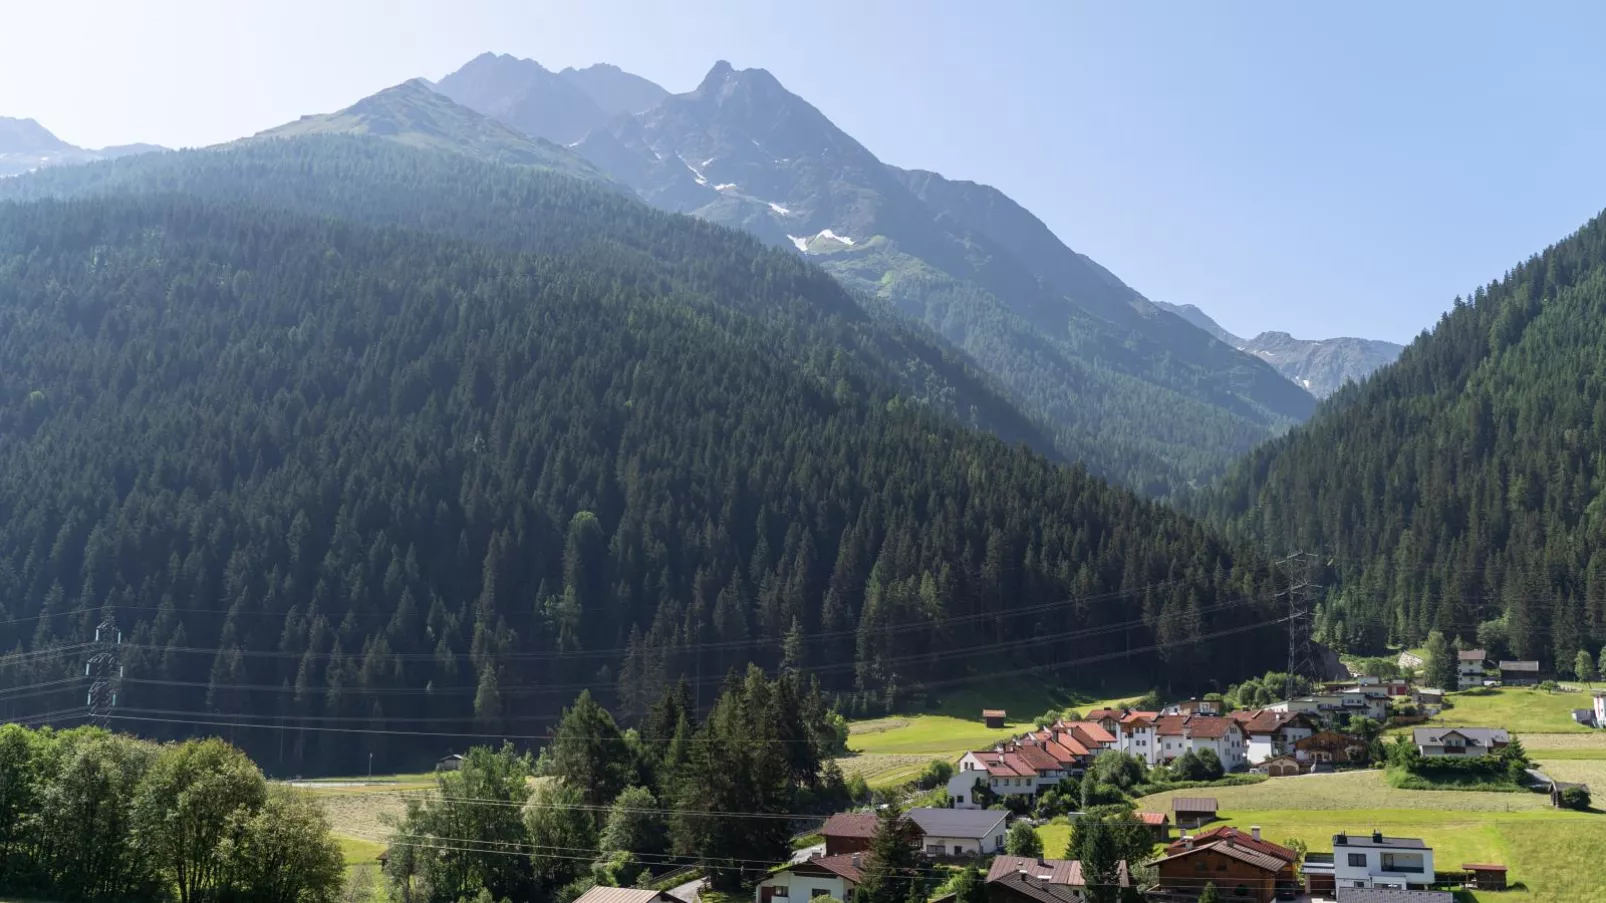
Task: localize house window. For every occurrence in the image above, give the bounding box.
[953,846,963,856]
[1347,854,1367,867]
[773,887,790,898]
[1352,882,1365,888]
[812,891,830,901]
[1194,861,1208,872]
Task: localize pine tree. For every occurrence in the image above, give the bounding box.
[855,806,924,903]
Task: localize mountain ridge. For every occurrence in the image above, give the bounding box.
[0,116,165,177]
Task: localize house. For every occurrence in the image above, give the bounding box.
[1295,731,1368,766]
[1163,826,1299,877]
[574,889,680,903]
[820,812,878,856]
[755,854,863,903]
[1497,660,1541,686]
[1595,691,1606,729]
[1084,708,1159,764]
[1135,810,1170,842]
[1151,714,1248,770]
[436,753,464,772]
[906,807,1008,856]
[983,709,1008,729]
[1150,835,1287,903]
[1412,727,1509,757]
[967,872,1084,903]
[1461,863,1508,891]
[1171,698,1220,716]
[1411,687,1445,710]
[1170,797,1217,829]
[1333,831,1434,890]
[1457,649,1487,689]
[1334,889,1451,903]
[1233,710,1317,764]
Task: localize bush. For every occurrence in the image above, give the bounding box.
[1005,820,1043,856]
[1559,786,1592,810]
[917,759,954,789]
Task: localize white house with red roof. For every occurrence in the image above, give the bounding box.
[1085,708,1160,764]
[949,720,1118,807]
[1231,709,1318,764]
[1152,713,1248,769]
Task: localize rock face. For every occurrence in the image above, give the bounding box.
[1156,302,1403,398]
[0,117,164,178]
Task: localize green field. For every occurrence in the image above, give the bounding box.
[1404,686,1596,735]
[1135,770,1604,902]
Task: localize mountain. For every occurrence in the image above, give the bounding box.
[0,134,1285,773]
[1201,208,1606,669]
[0,116,164,178]
[434,52,610,145]
[531,60,1316,494]
[559,63,670,116]
[255,78,611,183]
[1155,301,1404,397]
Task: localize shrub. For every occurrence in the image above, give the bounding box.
[1559,786,1592,810]
[917,759,954,789]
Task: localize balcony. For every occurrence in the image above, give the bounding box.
[1380,856,1425,874]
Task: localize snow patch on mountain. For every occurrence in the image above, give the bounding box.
[768,202,791,215]
[788,235,810,252]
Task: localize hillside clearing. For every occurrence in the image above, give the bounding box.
[1406,687,1595,735]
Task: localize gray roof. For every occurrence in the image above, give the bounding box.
[1412,727,1509,747]
[1335,889,1451,903]
[906,806,1008,839]
[1498,660,1540,671]
[1333,832,1428,849]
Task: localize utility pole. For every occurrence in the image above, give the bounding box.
[85,615,123,728]
[1277,551,1322,700]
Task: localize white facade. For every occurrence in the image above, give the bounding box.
[1457,655,1487,689]
[1594,693,1606,729]
[1119,723,1158,765]
[920,832,1004,857]
[1246,734,1277,765]
[756,871,849,903]
[946,766,1037,807]
[1333,834,1434,890]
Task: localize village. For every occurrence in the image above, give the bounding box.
[631,651,1602,903]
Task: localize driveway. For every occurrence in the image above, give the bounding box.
[665,876,707,903]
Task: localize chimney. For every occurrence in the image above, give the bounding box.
[1372,830,1383,844]
[1251,826,1261,841]
[1336,832,1347,845]
[1183,836,1194,851]
[852,854,861,868]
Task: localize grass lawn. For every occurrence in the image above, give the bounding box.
[1136,770,1605,902]
[1401,687,1596,735]
[338,834,387,868]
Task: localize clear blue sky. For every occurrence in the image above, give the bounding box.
[4,1,1605,343]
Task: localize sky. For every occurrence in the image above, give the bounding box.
[4,1,1606,344]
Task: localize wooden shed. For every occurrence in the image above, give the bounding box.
[982,709,1007,729]
[1462,863,1508,890]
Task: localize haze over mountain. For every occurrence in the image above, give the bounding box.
[559,62,671,116]
[1201,209,1606,670]
[441,57,1315,494]
[256,78,611,183]
[433,52,615,146]
[0,116,163,178]
[0,123,1285,771]
[1156,301,1404,397]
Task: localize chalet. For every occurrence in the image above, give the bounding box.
[1457,650,1488,689]
[820,812,878,856]
[1150,834,1288,903]
[436,753,464,772]
[983,709,1008,729]
[932,856,1130,903]
[1497,660,1542,686]
[1333,831,1433,890]
[1170,797,1217,829]
[573,889,680,903]
[951,720,1111,806]
[1267,692,1384,725]
[1412,727,1509,757]
[1412,687,1445,711]
[906,807,1008,857]
[1295,731,1368,766]
[1085,708,1159,763]
[755,854,863,903]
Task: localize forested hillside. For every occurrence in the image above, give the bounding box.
[0,160,1286,774]
[1203,209,1606,668]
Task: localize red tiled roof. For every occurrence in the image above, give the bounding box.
[1062,721,1115,745]
[1011,743,1061,772]
[821,812,879,839]
[987,856,1081,885]
[1085,708,1122,722]
[1152,714,1188,736]
[1167,827,1297,863]
[1135,811,1168,826]
[1239,710,1289,735]
[1180,715,1236,739]
[971,750,1030,777]
[1046,737,1088,760]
